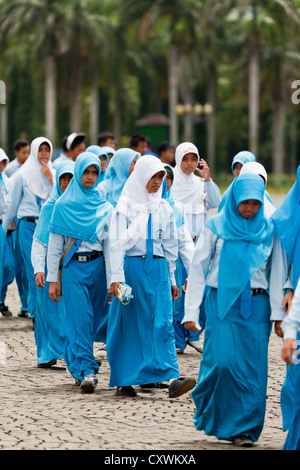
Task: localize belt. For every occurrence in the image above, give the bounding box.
[0,220,2,225]
[137,255,164,259]
[72,251,103,262]
[22,217,38,224]
[251,288,268,296]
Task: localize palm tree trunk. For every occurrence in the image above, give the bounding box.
[206,64,217,174]
[44,55,56,144]
[90,76,99,144]
[71,65,82,132]
[248,34,260,157]
[168,44,179,145]
[272,90,285,183]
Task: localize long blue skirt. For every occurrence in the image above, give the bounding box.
[107,256,179,387]
[173,259,206,350]
[0,226,5,295]
[192,287,271,442]
[283,359,300,450]
[0,233,15,302]
[61,255,109,382]
[18,219,37,317]
[281,336,300,432]
[34,276,66,365]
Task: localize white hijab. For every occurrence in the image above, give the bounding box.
[239,161,275,218]
[110,154,166,251]
[171,142,206,214]
[18,137,54,200]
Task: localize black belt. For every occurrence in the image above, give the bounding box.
[0,219,2,225]
[22,217,38,224]
[251,288,268,296]
[135,255,164,259]
[72,251,103,262]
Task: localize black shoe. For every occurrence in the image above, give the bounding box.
[140,382,169,389]
[168,377,196,398]
[18,310,29,318]
[116,386,137,397]
[231,435,254,447]
[37,359,57,368]
[0,303,12,317]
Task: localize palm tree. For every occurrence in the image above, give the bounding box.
[0,0,113,144]
[119,0,201,145]
[205,0,299,161]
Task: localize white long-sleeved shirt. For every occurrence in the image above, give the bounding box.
[46,222,111,288]
[281,278,300,340]
[182,226,292,328]
[184,179,221,239]
[0,180,10,219]
[107,199,178,286]
[2,172,52,232]
[3,158,21,178]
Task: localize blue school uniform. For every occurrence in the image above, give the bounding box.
[2,137,54,318]
[0,173,10,297]
[97,147,141,207]
[31,160,75,365]
[271,166,300,447]
[183,174,277,443]
[46,152,113,382]
[106,155,180,387]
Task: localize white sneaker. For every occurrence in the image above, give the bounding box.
[186,340,202,353]
[80,374,98,393]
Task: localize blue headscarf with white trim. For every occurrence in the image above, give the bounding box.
[49,152,113,243]
[100,148,140,207]
[86,145,109,183]
[206,173,274,320]
[34,160,75,246]
[162,164,185,228]
[271,165,300,289]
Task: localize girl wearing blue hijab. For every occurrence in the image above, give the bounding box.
[86,145,109,184]
[218,150,256,212]
[270,166,300,441]
[162,165,200,352]
[97,148,140,207]
[31,160,74,368]
[182,173,280,447]
[46,152,113,393]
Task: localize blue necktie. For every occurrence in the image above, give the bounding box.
[36,196,42,211]
[240,279,252,319]
[63,239,82,267]
[144,214,153,274]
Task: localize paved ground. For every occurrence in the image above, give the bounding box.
[0,194,289,452]
[0,281,288,452]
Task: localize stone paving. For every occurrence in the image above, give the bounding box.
[0,194,290,452]
[0,281,288,451]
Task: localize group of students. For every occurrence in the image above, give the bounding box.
[0,131,300,450]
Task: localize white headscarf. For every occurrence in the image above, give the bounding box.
[18,137,54,200]
[110,154,166,251]
[171,142,206,215]
[240,161,275,218]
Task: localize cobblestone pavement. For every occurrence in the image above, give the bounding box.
[0,194,289,452]
[0,281,287,452]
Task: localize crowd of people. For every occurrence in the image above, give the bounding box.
[0,129,300,450]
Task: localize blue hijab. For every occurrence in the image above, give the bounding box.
[230,150,256,174]
[206,173,274,320]
[100,148,140,207]
[0,172,7,193]
[34,160,75,246]
[49,152,113,243]
[219,151,257,212]
[271,165,300,289]
[162,164,185,228]
[86,145,109,183]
